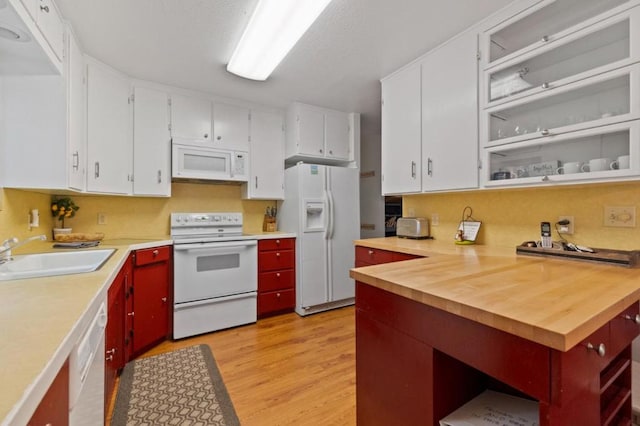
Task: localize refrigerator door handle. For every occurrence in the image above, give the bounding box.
[327,189,335,239]
[324,190,332,240]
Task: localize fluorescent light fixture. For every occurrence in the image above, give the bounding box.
[227,0,333,81]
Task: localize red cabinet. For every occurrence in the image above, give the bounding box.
[258,238,295,317]
[105,256,131,414]
[131,246,172,356]
[355,245,422,267]
[28,359,69,426]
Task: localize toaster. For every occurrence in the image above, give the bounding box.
[396,217,430,239]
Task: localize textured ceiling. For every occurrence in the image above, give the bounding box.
[55,0,512,134]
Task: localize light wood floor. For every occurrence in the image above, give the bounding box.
[108,306,356,425]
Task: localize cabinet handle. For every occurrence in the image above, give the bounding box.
[586,342,606,357]
[40,5,49,12]
[72,151,79,171]
[427,158,433,177]
[153,249,159,256]
[127,312,134,317]
[217,135,222,140]
[411,161,416,178]
[255,176,258,188]
[622,314,640,324]
[204,133,209,139]
[106,348,116,355]
[541,82,550,90]
[94,161,100,179]
[161,297,167,302]
[319,148,323,153]
[157,170,162,183]
[541,35,549,43]
[106,355,113,362]
[541,129,550,136]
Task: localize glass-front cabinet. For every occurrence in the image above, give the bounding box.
[479,0,640,187]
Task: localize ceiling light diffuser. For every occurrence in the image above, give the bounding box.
[227,0,333,81]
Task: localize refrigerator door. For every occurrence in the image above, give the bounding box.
[327,166,360,302]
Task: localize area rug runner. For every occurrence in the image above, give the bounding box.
[111,344,240,426]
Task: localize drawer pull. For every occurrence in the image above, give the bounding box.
[276,252,280,257]
[587,342,606,357]
[368,250,373,256]
[622,314,640,324]
[276,292,281,298]
[541,35,549,43]
[276,273,281,277]
[161,297,167,302]
[128,312,134,317]
[276,239,280,245]
[106,348,116,355]
[153,249,159,257]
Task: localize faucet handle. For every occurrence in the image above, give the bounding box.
[2,237,18,247]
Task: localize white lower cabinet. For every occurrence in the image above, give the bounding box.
[133,86,171,196]
[86,59,133,194]
[242,109,285,200]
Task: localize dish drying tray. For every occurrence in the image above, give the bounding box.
[516,243,640,268]
[53,241,102,249]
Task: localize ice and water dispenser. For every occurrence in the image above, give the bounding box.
[304,200,325,232]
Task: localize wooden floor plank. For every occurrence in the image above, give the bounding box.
[108,306,356,425]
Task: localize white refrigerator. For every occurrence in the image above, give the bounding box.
[278,163,360,316]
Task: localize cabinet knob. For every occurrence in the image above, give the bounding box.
[217,136,222,140]
[276,272,281,278]
[586,342,606,357]
[153,249,159,257]
[622,314,640,324]
[204,133,209,139]
[540,129,550,136]
[276,292,281,298]
[541,82,550,90]
[40,5,49,12]
[541,35,549,43]
[276,252,280,257]
[319,149,323,153]
[368,250,374,256]
[127,312,134,317]
[161,297,167,302]
[276,239,280,245]
[329,150,333,155]
[541,175,550,182]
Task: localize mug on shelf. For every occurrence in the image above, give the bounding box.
[610,155,630,170]
[556,161,581,175]
[582,157,612,172]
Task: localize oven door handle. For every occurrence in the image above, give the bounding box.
[174,292,256,309]
[173,240,257,251]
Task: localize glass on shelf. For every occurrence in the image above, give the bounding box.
[488,19,630,103]
[488,73,631,143]
[489,0,629,64]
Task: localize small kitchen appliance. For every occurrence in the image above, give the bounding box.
[396,217,430,239]
[171,212,257,339]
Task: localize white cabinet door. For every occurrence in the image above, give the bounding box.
[212,103,250,151]
[170,94,212,141]
[20,0,38,20]
[325,110,350,160]
[36,0,64,61]
[86,61,132,194]
[67,30,85,191]
[381,62,422,194]
[421,30,479,192]
[133,87,171,196]
[297,105,325,156]
[243,110,285,200]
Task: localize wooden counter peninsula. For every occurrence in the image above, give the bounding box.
[351,238,640,426]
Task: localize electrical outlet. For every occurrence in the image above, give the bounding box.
[407,208,415,217]
[97,213,107,225]
[604,206,636,227]
[557,215,574,234]
[431,213,439,226]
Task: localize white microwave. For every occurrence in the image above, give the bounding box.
[172,143,249,182]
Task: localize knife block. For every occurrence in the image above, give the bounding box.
[263,215,276,232]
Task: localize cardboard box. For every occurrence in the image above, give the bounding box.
[439,390,539,426]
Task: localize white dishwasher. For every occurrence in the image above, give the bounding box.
[69,301,107,425]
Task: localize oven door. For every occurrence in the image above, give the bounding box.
[173,240,257,303]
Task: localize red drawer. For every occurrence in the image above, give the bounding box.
[259,238,295,251]
[259,269,295,293]
[258,250,295,272]
[134,246,171,266]
[393,252,422,262]
[258,288,295,315]
[355,246,395,265]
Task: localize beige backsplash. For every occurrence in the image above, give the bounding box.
[0,183,275,241]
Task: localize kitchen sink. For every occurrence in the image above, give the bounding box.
[0,249,115,281]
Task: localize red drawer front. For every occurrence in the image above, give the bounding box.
[134,246,171,266]
[393,252,422,261]
[258,289,295,315]
[355,246,395,265]
[259,269,295,293]
[259,238,295,251]
[258,250,295,271]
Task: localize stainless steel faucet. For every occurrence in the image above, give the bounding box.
[0,235,47,261]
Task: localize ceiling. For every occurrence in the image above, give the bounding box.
[55,0,512,135]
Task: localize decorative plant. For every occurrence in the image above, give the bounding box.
[51,197,79,229]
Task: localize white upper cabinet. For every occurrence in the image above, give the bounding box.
[170,94,212,142]
[285,102,353,165]
[86,59,133,194]
[35,0,64,61]
[0,26,83,191]
[242,109,285,200]
[212,103,250,151]
[380,62,422,195]
[421,30,479,192]
[133,86,171,196]
[480,1,640,187]
[66,28,85,191]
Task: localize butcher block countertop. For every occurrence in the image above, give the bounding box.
[351,237,640,352]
